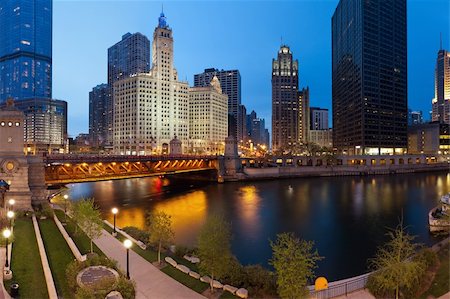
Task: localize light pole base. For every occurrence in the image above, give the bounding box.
[112,232,117,237]
[3,269,12,280]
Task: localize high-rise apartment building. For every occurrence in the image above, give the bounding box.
[310,107,329,130]
[113,12,189,155]
[272,45,309,151]
[188,76,228,154]
[0,0,52,102]
[89,84,109,147]
[332,0,407,155]
[431,48,450,124]
[107,32,150,144]
[194,68,242,139]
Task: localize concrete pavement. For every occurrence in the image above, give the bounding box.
[93,229,205,299]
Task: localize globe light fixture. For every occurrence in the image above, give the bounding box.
[123,239,132,279]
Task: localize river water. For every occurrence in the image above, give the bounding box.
[66,171,449,281]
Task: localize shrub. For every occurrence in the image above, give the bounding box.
[242,265,277,296]
[115,276,136,299]
[414,248,438,269]
[122,226,150,244]
[75,287,96,299]
[174,245,195,258]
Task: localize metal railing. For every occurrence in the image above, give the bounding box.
[308,273,371,299]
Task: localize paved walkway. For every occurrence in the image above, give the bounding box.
[93,229,205,299]
[0,248,11,299]
[333,289,375,299]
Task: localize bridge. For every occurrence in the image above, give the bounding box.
[44,154,220,185]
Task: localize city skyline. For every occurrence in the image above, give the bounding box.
[52,0,449,137]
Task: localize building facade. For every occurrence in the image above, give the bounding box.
[246,110,270,148]
[332,0,407,155]
[113,13,189,155]
[194,68,242,139]
[0,0,52,103]
[8,98,67,154]
[272,45,310,152]
[89,84,109,147]
[310,107,329,130]
[431,48,450,124]
[107,32,151,144]
[408,109,423,126]
[408,122,450,154]
[309,129,333,149]
[188,76,228,154]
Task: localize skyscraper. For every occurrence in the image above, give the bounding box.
[0,0,52,102]
[107,32,150,144]
[310,107,329,130]
[332,0,407,155]
[431,48,450,124]
[113,12,189,155]
[89,84,109,147]
[272,45,309,152]
[194,68,242,139]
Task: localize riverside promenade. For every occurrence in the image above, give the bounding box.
[93,230,205,299]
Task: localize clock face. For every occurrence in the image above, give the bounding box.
[163,42,168,47]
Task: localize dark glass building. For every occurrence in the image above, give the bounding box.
[194,68,242,139]
[89,84,109,147]
[0,0,52,102]
[332,0,407,155]
[106,32,150,144]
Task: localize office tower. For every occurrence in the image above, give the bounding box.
[189,76,228,154]
[89,84,109,147]
[408,123,449,154]
[107,32,150,144]
[332,0,407,155]
[431,47,450,124]
[272,46,299,151]
[309,129,333,149]
[0,0,52,102]
[238,104,247,142]
[298,87,310,144]
[113,12,189,155]
[12,98,67,154]
[310,107,329,130]
[194,68,242,139]
[246,110,270,148]
[408,109,423,126]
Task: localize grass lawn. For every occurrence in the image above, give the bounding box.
[420,241,450,299]
[4,217,48,299]
[54,209,104,257]
[161,265,209,293]
[220,290,239,298]
[39,218,75,299]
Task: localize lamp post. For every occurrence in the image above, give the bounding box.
[6,211,14,228]
[8,199,15,212]
[3,229,11,268]
[0,180,10,209]
[112,207,118,236]
[63,194,69,223]
[123,239,132,279]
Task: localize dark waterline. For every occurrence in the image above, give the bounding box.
[66,171,449,281]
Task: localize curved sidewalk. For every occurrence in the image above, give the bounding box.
[93,230,205,299]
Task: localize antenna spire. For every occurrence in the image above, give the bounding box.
[281,36,283,46]
[440,32,443,50]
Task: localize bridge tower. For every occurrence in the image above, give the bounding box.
[220,136,242,179]
[0,100,32,210]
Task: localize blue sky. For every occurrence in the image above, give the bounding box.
[52,0,450,137]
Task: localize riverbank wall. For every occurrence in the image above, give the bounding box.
[225,162,449,182]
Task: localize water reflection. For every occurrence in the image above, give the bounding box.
[67,171,449,281]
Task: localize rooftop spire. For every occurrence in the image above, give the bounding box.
[440,32,442,50]
[158,6,168,29]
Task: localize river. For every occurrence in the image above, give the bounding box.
[65,171,449,281]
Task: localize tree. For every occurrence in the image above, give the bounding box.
[197,215,233,293]
[146,211,174,265]
[73,198,103,253]
[367,223,424,299]
[270,232,322,299]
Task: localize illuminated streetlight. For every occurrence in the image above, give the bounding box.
[63,194,69,224]
[123,239,132,279]
[8,199,15,211]
[3,229,11,267]
[112,207,118,236]
[6,211,14,228]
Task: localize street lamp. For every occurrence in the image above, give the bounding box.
[8,199,15,211]
[6,211,14,228]
[112,208,118,236]
[123,239,132,279]
[63,194,69,223]
[3,229,11,268]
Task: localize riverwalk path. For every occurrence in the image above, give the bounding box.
[93,229,205,299]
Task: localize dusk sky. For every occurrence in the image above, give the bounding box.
[52,0,450,137]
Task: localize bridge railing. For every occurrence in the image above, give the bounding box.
[45,154,218,164]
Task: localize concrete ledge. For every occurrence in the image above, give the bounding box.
[32,215,58,299]
[103,220,147,250]
[54,214,86,262]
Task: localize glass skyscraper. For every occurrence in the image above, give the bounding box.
[332,0,407,155]
[0,0,52,102]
